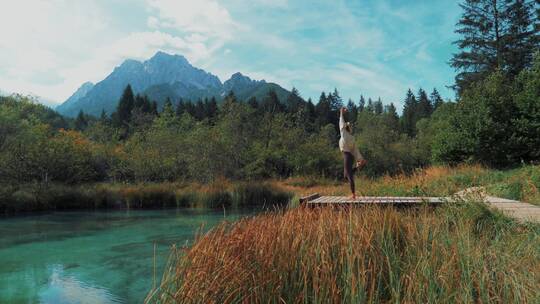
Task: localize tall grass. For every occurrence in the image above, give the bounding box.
[146,204,539,303]
[281,164,540,205]
[0,181,292,214]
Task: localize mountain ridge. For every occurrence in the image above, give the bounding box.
[57,52,292,117]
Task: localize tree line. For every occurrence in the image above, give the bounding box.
[0,0,538,186]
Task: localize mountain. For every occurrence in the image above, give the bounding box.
[57,51,293,117]
[222,72,290,102]
[56,82,94,114]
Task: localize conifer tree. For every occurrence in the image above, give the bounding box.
[429,88,444,111]
[261,90,284,113]
[162,98,174,115]
[315,92,334,128]
[306,98,316,124]
[115,84,135,127]
[374,98,384,115]
[384,103,400,132]
[366,98,374,113]
[75,110,88,131]
[416,88,432,119]
[346,99,358,124]
[176,99,186,116]
[99,109,108,123]
[247,97,259,109]
[206,97,218,119]
[151,101,158,116]
[400,89,418,137]
[503,0,539,77]
[286,87,303,113]
[194,99,205,120]
[358,95,366,112]
[451,0,539,93]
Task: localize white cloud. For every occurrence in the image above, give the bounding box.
[147,16,160,29]
[0,0,235,103]
[146,0,238,38]
[0,0,112,102]
[252,0,288,8]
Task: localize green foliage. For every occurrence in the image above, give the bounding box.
[356,106,428,176]
[451,0,539,93]
[431,56,540,167]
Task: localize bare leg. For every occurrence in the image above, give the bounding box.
[343,152,356,199]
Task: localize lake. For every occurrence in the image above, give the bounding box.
[0,208,256,303]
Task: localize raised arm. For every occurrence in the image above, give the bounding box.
[339,107,346,130]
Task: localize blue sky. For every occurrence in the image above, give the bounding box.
[0,0,462,109]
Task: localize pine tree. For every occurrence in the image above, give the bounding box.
[75,110,88,131]
[151,101,158,116]
[366,98,374,113]
[184,101,195,117]
[503,0,539,77]
[416,88,433,119]
[384,103,400,132]
[400,89,418,137]
[346,99,358,124]
[162,98,174,116]
[194,99,205,120]
[286,87,303,113]
[315,92,331,127]
[429,88,444,111]
[358,95,366,112]
[306,98,316,124]
[261,90,284,113]
[329,88,344,113]
[176,99,186,116]
[223,91,238,109]
[374,97,384,115]
[140,96,153,114]
[115,84,135,127]
[247,96,259,109]
[206,97,218,119]
[451,0,539,93]
[99,109,108,123]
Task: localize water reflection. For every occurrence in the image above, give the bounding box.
[39,266,122,304]
[0,209,254,303]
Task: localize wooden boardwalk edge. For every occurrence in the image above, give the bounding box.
[298,191,540,223]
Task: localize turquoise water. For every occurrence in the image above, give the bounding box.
[0,209,255,303]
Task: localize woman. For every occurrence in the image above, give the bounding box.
[339,107,366,199]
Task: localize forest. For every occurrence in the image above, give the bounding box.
[0,0,538,197]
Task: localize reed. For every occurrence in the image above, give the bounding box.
[0,181,293,213]
[146,203,539,303]
[280,164,540,205]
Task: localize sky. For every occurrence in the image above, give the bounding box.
[0,0,463,109]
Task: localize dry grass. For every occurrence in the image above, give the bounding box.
[147,204,539,303]
[278,164,540,205]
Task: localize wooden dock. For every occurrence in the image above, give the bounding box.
[300,194,445,205]
[300,190,540,223]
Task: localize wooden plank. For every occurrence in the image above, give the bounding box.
[299,193,320,204]
[300,190,540,223]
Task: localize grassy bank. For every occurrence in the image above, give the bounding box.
[144,164,540,303]
[0,182,292,214]
[281,164,540,206]
[1,164,538,214]
[146,204,539,303]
